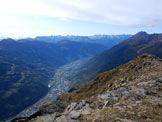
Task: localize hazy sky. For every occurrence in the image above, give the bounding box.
[0,0,162,38]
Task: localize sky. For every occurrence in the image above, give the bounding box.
[0,0,162,38]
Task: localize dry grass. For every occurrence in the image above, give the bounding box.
[59,54,162,103]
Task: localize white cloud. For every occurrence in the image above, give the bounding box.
[0,0,162,27]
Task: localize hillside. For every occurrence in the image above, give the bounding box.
[59,54,162,103]
[70,32,162,88]
[0,39,106,121]
[22,54,162,122]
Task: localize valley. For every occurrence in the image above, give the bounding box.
[0,39,107,121]
[13,54,162,122]
[0,0,161,121]
[70,32,162,88]
[10,58,90,120]
[1,32,162,122]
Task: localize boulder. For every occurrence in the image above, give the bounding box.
[69,111,81,119]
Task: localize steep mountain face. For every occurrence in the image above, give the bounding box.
[27,35,131,48]
[0,39,106,121]
[70,32,162,88]
[20,54,162,122]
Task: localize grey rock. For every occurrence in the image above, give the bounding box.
[65,102,77,113]
[69,111,81,119]
[156,78,162,84]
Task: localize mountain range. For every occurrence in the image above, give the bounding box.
[1,31,162,122]
[25,35,131,48]
[70,31,162,88]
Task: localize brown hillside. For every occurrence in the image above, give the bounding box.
[59,54,162,103]
[28,54,162,122]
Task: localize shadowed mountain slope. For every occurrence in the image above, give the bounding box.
[70,32,162,88]
[0,39,106,121]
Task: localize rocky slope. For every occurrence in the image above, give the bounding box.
[17,54,162,122]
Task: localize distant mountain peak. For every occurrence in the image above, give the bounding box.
[124,31,148,42]
[1,38,16,42]
[136,31,148,35]
[132,31,148,38]
[0,38,17,44]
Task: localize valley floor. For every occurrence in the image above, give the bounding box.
[12,58,89,119]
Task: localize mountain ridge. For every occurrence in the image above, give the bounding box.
[15,54,162,122]
[69,32,162,88]
[25,34,131,48]
[59,54,162,103]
